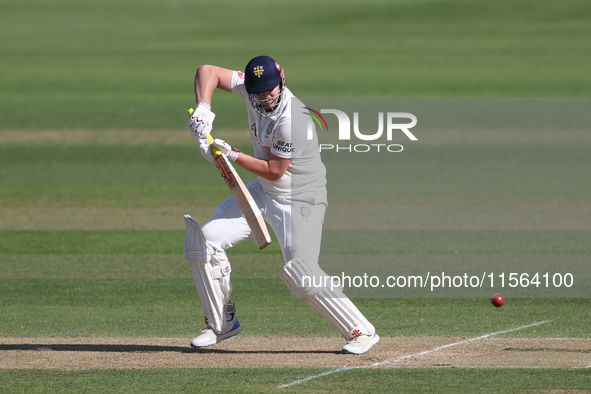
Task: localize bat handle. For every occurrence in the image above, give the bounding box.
[188,108,222,156]
[206,134,222,156]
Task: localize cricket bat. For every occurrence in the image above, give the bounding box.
[188,108,271,249]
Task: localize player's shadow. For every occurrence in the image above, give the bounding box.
[0,344,341,354]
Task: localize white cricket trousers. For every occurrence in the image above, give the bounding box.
[203,178,327,264]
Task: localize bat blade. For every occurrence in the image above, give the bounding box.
[188,108,271,249]
[212,152,272,249]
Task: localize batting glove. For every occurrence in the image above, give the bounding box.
[186,102,216,139]
[198,137,215,163]
[213,139,241,162]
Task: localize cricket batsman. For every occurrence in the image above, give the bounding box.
[184,55,379,354]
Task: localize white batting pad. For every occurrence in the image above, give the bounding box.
[184,215,207,264]
[184,215,232,333]
[278,257,325,298]
[279,259,375,340]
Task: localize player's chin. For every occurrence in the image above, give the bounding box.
[264,99,279,108]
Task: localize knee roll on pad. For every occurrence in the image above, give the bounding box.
[184,214,207,264]
[279,258,328,299]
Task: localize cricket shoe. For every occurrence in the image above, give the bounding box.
[342,333,380,355]
[190,317,242,348]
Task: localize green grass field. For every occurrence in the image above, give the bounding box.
[1,0,591,392]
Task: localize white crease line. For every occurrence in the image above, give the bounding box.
[484,337,591,341]
[383,365,565,369]
[279,320,551,389]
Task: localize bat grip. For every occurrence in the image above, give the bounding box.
[206,134,222,156]
[188,107,222,156]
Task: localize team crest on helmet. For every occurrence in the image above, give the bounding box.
[253,66,264,78]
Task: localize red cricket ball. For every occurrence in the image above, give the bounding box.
[491,293,505,307]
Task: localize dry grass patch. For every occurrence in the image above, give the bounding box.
[1,336,589,370]
[0,129,250,146]
[0,207,213,231]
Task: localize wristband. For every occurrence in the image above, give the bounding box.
[197,102,211,111]
[228,147,241,162]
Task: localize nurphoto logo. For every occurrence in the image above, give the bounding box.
[304,107,418,153]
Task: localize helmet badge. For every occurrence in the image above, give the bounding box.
[253,66,264,78]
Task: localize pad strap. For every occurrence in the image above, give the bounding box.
[211,262,231,279]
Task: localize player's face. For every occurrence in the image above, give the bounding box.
[254,85,281,108]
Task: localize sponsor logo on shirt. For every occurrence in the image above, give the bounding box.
[273,140,294,153]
